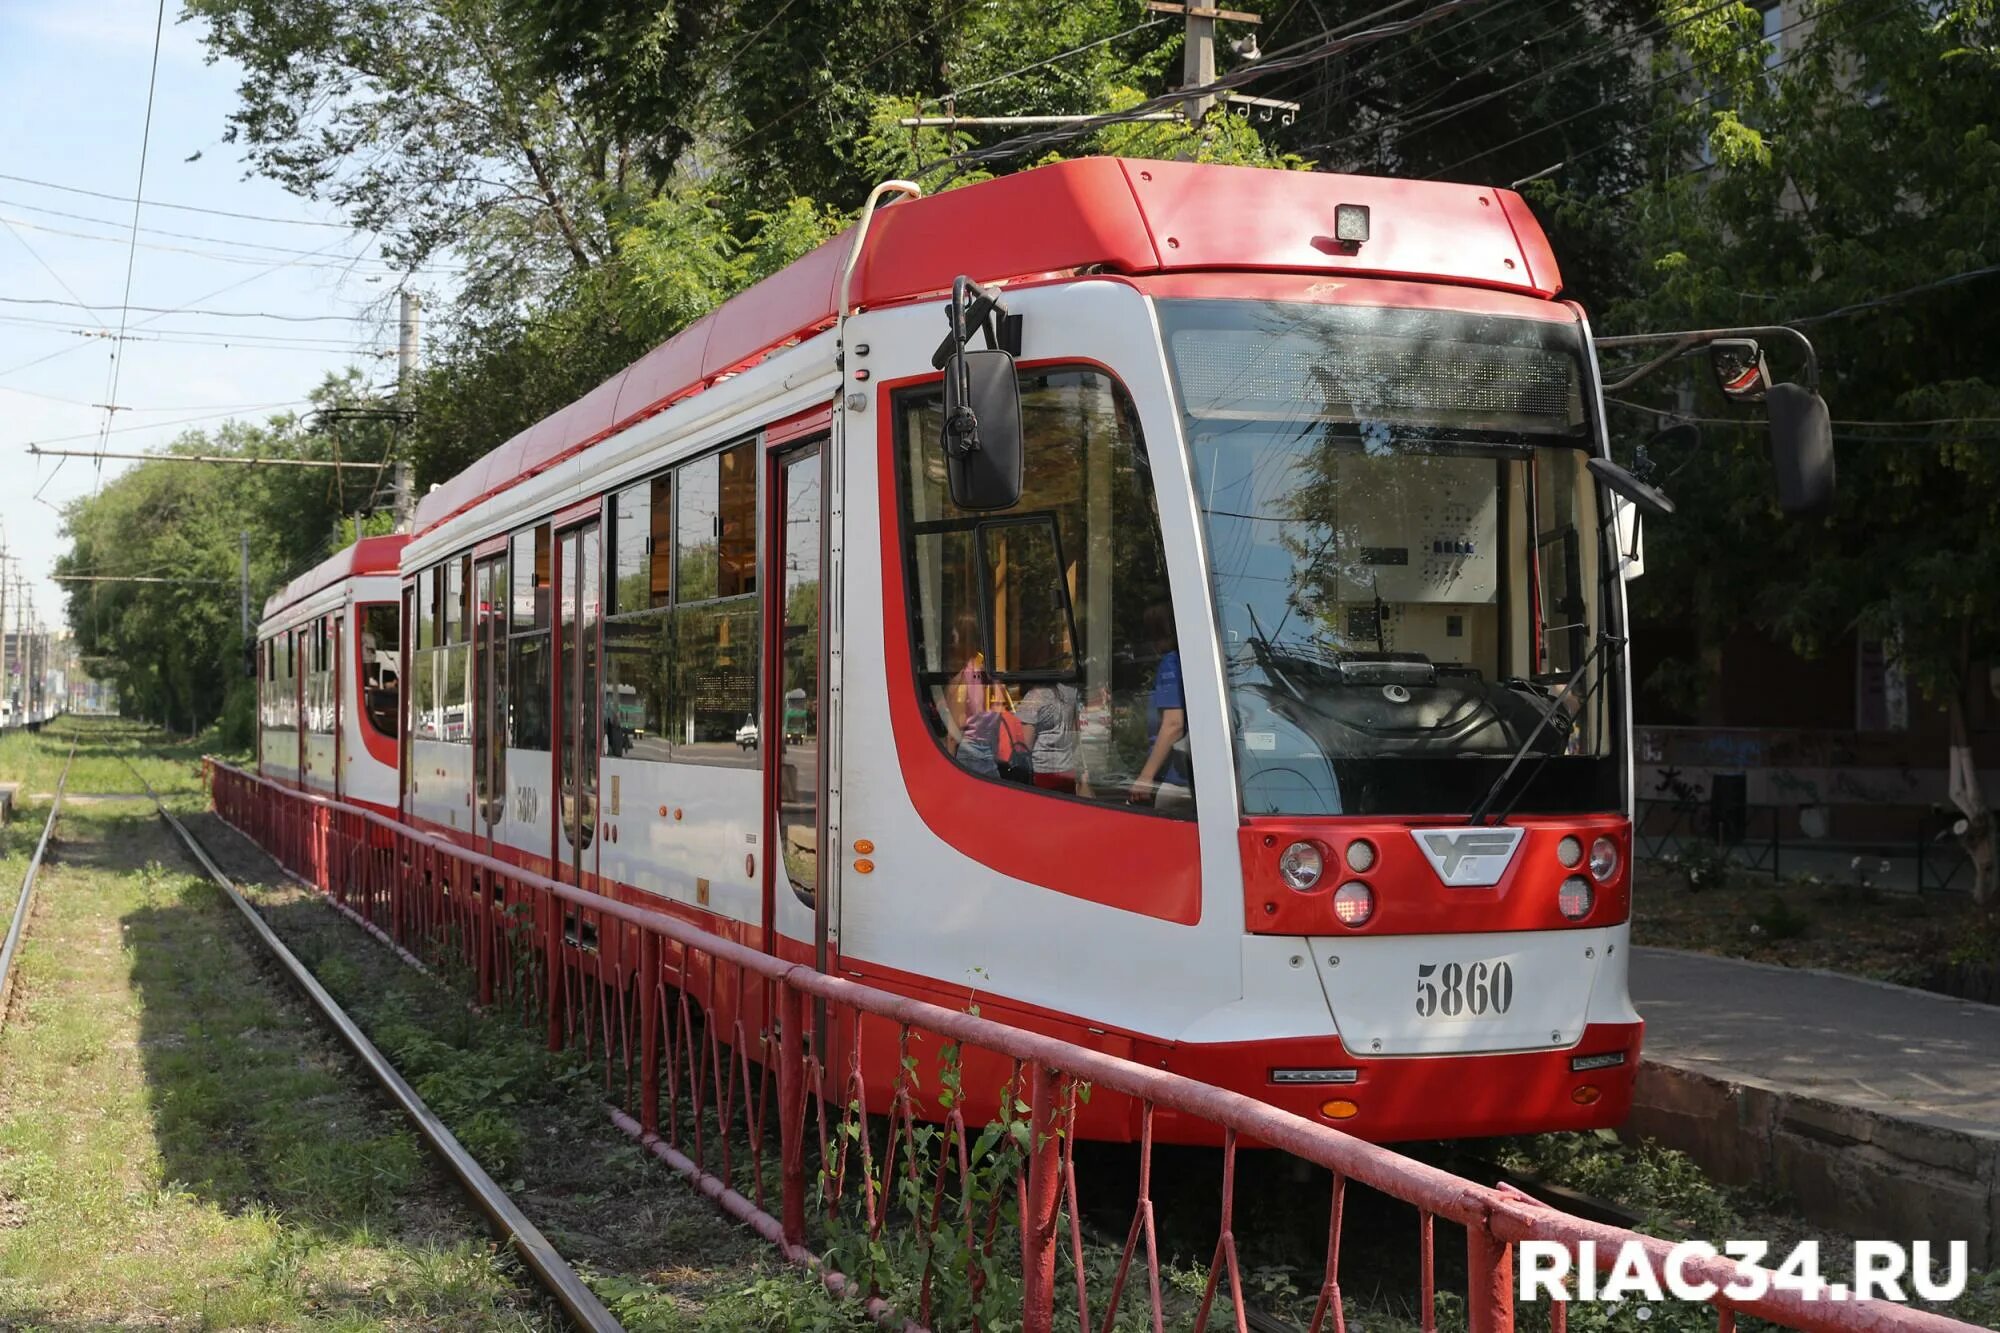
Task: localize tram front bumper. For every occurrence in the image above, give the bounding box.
[1141,1020,1644,1145]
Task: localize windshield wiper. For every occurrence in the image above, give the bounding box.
[1243,603,1306,702]
[1466,633,1625,826]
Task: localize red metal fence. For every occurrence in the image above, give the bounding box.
[207,759,1980,1333]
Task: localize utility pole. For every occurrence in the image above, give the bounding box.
[1145,4,1261,123]
[1185,4,1216,122]
[0,547,9,715]
[240,531,251,641]
[394,290,420,532]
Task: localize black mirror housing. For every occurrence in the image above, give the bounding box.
[942,348,1024,511]
[1766,382,1835,514]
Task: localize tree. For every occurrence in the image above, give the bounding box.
[55,373,401,740]
[1615,1,2000,902]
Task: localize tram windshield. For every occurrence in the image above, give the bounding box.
[1159,298,1622,818]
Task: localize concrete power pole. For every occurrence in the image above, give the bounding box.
[0,549,9,713]
[1184,4,1217,123]
[240,529,252,677]
[393,290,421,531]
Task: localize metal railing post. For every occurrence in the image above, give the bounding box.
[640,932,662,1137]
[1466,1217,1515,1333]
[1021,1064,1061,1333]
[545,892,564,1053]
[777,980,806,1248]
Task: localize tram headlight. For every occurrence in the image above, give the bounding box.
[1588,836,1620,882]
[1344,839,1377,873]
[1332,881,1375,926]
[1279,840,1324,891]
[1555,835,1583,868]
[1558,875,1594,920]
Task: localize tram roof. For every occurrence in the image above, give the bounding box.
[414,157,1562,539]
[262,533,409,623]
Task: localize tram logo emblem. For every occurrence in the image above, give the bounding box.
[1412,827,1524,887]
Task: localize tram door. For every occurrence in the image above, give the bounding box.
[330,612,345,799]
[472,554,508,848]
[552,520,601,885]
[766,444,824,959]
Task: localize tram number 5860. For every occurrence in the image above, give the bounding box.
[1415,960,1514,1018]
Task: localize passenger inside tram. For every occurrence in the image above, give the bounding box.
[900,367,1192,816]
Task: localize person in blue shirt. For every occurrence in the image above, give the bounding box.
[1131,603,1192,813]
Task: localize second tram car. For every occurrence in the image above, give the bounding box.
[259,159,1829,1142]
[257,534,407,813]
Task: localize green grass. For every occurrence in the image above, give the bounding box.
[195,813,860,1332]
[0,714,215,801]
[0,762,550,1326]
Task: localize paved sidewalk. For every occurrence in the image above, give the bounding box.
[1630,947,2000,1137]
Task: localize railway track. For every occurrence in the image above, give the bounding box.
[0,741,75,1031]
[123,760,625,1333]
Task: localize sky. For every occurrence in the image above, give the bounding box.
[0,0,431,638]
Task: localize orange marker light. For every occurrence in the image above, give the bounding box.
[854,858,875,875]
[1319,1099,1359,1121]
[1571,1084,1601,1105]
[853,839,875,855]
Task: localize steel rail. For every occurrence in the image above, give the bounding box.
[0,740,75,1030]
[127,761,623,1333]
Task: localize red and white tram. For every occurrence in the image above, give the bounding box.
[257,534,407,815]
[257,159,1829,1142]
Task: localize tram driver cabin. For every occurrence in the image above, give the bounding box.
[253,158,1827,1143]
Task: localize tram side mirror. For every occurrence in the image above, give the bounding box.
[1709,338,1771,403]
[1766,382,1835,515]
[1589,457,1673,581]
[941,348,1024,511]
[1587,456,1675,518]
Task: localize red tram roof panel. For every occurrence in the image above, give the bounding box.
[415,157,1561,538]
[262,533,409,622]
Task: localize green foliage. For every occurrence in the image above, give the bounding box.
[1614,1,2000,898]
[54,371,397,733]
[1671,838,1732,893]
[1495,1131,1742,1239]
[1748,892,1812,942]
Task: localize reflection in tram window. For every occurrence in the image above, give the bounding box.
[505,525,553,753]
[612,476,672,614]
[408,557,476,746]
[508,635,551,751]
[894,368,1185,816]
[667,598,757,759]
[602,441,758,769]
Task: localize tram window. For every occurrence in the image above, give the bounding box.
[411,646,437,742]
[508,634,551,751]
[611,477,672,615]
[440,643,470,743]
[718,443,755,598]
[511,527,552,631]
[444,556,468,645]
[416,571,437,651]
[603,613,672,762]
[361,602,399,740]
[677,441,756,603]
[668,599,757,754]
[677,456,719,602]
[894,367,1184,815]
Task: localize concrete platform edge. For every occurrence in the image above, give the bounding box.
[1622,1058,2000,1267]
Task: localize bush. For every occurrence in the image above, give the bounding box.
[1674,839,1732,892]
[1748,894,1811,942]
